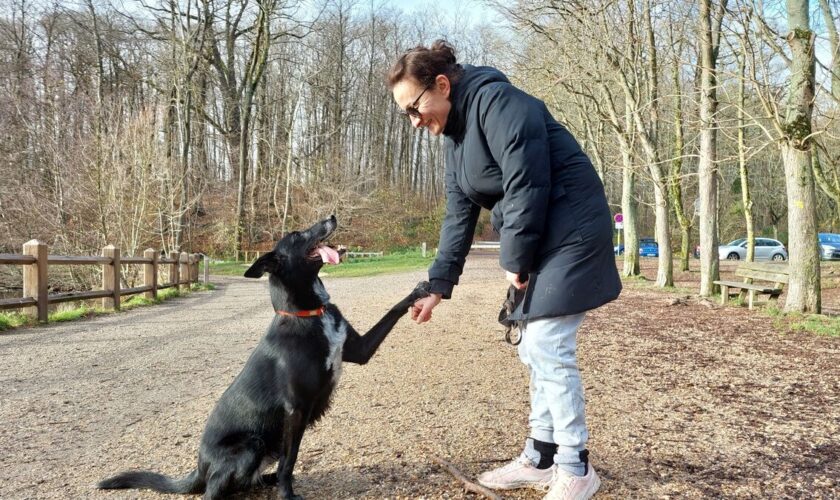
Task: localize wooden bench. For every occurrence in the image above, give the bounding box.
[714,262,789,310]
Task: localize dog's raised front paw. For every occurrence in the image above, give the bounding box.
[411,281,431,299]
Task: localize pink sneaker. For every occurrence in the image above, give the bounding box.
[476,455,555,490]
[542,464,601,500]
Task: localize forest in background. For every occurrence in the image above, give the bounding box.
[2,0,839,312]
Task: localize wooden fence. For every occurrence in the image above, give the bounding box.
[345,251,384,260]
[0,240,207,323]
[243,249,386,262]
[470,241,501,250]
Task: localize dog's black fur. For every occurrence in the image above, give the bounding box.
[98,216,430,499]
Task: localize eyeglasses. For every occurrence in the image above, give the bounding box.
[400,86,430,119]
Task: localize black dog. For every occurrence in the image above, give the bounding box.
[98,215,430,499]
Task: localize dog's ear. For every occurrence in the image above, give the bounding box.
[244,253,278,278]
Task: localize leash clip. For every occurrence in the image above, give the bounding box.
[498,285,525,346]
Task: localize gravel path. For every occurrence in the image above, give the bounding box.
[0,254,837,499]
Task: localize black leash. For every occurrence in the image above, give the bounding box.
[498,284,525,345]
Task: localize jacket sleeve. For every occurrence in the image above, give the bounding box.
[478,83,551,274]
[428,161,481,299]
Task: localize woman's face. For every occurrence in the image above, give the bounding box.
[392,75,451,136]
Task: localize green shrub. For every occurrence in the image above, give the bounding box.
[0,312,31,331]
[49,306,94,323]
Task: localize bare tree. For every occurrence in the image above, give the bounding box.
[779,0,820,312]
[697,0,727,296]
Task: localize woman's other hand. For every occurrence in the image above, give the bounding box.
[506,271,529,290]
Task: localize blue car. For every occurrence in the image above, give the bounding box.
[614,238,659,257]
[819,233,840,260]
[639,240,659,257]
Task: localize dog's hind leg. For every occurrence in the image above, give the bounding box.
[276,409,307,500]
[203,463,237,500]
[203,442,265,498]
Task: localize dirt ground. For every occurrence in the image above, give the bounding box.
[0,254,837,499]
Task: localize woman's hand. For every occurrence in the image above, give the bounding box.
[411,293,442,324]
[506,271,529,290]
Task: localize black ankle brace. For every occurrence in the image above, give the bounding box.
[532,439,558,469]
[579,449,589,475]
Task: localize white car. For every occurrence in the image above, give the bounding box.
[718,238,788,261]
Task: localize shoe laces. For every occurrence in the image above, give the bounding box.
[542,466,574,494]
[497,454,535,473]
[515,454,535,466]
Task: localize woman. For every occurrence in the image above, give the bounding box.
[389,40,621,500]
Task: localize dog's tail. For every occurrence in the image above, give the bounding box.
[97,468,203,494]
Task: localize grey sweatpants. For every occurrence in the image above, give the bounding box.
[518,313,588,467]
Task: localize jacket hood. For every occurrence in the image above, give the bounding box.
[443,64,510,140]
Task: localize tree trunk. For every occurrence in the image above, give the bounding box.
[233,0,274,259]
[697,0,725,296]
[621,145,640,277]
[736,42,755,262]
[781,0,820,313]
[669,30,691,272]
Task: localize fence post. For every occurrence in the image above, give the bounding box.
[191,254,199,283]
[143,248,157,300]
[169,250,180,290]
[203,254,209,284]
[179,252,189,291]
[22,240,48,323]
[102,245,120,311]
[187,254,194,283]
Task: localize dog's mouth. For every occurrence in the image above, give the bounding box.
[310,244,341,265]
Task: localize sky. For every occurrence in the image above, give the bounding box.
[366,0,502,28]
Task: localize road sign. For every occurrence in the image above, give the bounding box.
[614,213,623,224]
[615,222,623,230]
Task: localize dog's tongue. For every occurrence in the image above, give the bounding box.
[317,245,340,265]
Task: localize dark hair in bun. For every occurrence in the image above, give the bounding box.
[387,39,464,89]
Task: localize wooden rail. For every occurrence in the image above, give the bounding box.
[470,241,501,250]
[0,240,208,323]
[346,251,384,260]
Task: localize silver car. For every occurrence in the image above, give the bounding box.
[718,238,788,261]
[819,233,840,260]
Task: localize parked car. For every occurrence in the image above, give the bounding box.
[639,239,659,257]
[614,238,657,256]
[819,233,840,260]
[717,238,788,261]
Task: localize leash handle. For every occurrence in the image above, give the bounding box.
[505,325,522,345]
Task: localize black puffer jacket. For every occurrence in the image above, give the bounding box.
[428,65,621,320]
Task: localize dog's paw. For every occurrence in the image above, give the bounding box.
[411,281,431,299]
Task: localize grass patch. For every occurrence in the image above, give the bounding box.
[49,306,95,323]
[0,312,32,331]
[619,274,696,295]
[205,250,435,279]
[203,260,251,277]
[157,287,182,300]
[123,295,158,310]
[761,305,840,337]
[0,281,216,331]
[784,313,840,337]
[622,274,650,282]
[122,283,212,309]
[321,250,435,278]
[765,304,784,317]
